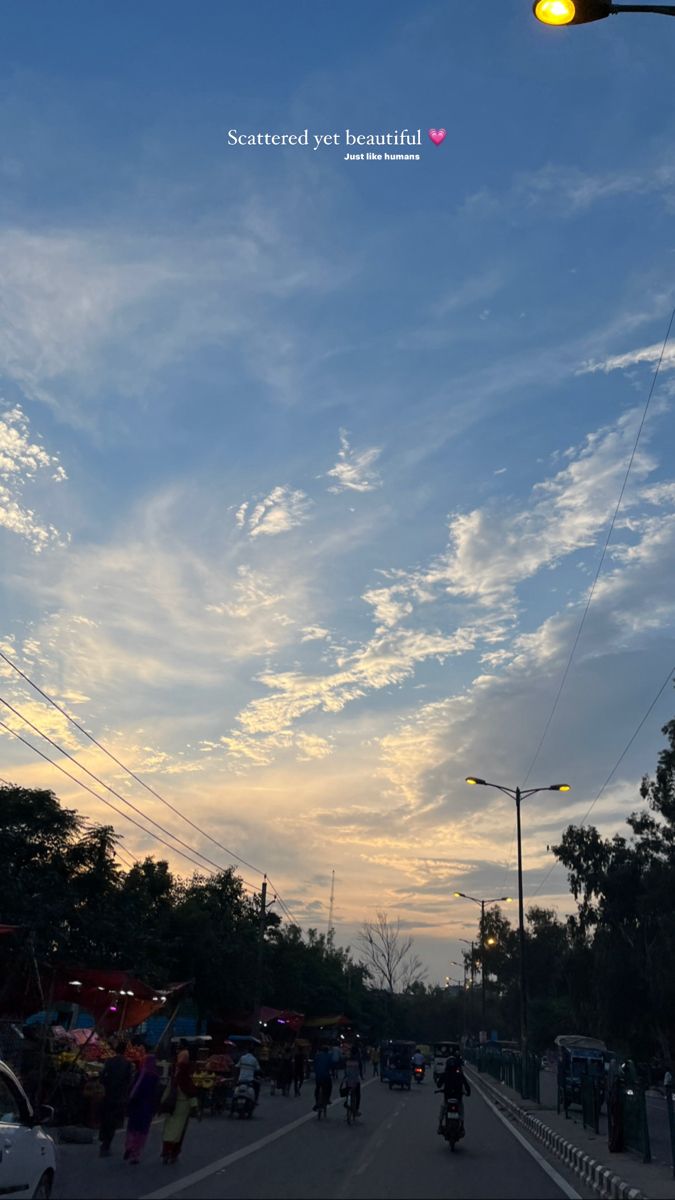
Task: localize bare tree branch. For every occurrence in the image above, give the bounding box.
[357,911,427,994]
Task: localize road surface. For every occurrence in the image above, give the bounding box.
[54,1074,591,1199]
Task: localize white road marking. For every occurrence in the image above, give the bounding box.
[140,1079,377,1200]
[469,1075,582,1200]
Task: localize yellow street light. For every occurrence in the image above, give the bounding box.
[533,0,675,26]
[534,0,577,22]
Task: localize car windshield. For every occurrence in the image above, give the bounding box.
[0,1076,23,1124]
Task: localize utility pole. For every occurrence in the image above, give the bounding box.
[251,875,267,1036]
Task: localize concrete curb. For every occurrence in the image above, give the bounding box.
[466,1069,644,1200]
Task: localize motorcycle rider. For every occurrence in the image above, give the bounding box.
[412,1048,425,1076]
[437,1054,471,1135]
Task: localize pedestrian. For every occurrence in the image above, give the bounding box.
[278,1049,293,1097]
[371,1046,380,1078]
[124,1053,160,1165]
[161,1049,198,1165]
[293,1046,305,1097]
[99,1041,133,1157]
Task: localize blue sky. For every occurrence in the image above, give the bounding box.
[2,1,675,983]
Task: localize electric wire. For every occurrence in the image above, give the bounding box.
[115,846,138,870]
[266,882,300,925]
[0,692,258,884]
[520,306,675,790]
[0,648,300,919]
[0,718,223,878]
[0,713,260,897]
[530,663,675,899]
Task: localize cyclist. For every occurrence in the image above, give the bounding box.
[344,1044,363,1116]
[312,1044,333,1111]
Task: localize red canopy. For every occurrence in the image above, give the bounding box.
[51,968,185,1034]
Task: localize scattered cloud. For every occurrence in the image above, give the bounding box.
[0,404,67,550]
[237,486,313,538]
[326,430,382,494]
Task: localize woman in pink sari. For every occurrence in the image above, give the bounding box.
[124,1054,160,1164]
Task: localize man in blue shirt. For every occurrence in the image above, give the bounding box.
[312,1044,333,1110]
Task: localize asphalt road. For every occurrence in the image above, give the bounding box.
[54,1074,591,1200]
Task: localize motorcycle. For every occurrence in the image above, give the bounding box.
[230,1081,257,1119]
[414,1064,425,1084]
[436,1091,464,1150]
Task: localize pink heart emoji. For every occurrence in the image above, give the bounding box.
[428,128,446,146]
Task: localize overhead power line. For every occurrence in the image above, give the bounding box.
[0,719,223,879]
[0,693,256,884]
[0,647,265,879]
[521,306,675,789]
[530,663,675,899]
[0,649,300,922]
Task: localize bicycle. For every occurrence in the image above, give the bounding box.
[315,1080,331,1120]
[344,1085,359,1125]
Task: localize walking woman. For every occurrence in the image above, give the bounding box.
[124,1053,160,1165]
[161,1049,198,1165]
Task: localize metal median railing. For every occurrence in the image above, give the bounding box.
[621,1084,651,1163]
[467,1045,540,1102]
[580,1076,601,1134]
[666,1087,675,1180]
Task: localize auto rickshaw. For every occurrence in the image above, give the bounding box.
[380,1040,414,1090]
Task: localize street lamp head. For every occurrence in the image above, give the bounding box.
[504,897,514,903]
[550,784,571,791]
[486,937,497,946]
[453,891,465,898]
[465,776,486,786]
[533,0,611,24]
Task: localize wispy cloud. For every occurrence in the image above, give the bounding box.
[461,158,675,221]
[577,342,675,376]
[237,486,313,538]
[326,430,382,494]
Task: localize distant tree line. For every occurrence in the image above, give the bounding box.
[1,710,674,1063]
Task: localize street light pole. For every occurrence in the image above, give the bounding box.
[515,786,527,1053]
[464,778,570,1055]
[480,901,487,1025]
[454,890,512,1035]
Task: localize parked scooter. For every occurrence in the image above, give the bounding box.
[436,1090,465,1150]
[230,1081,257,1119]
